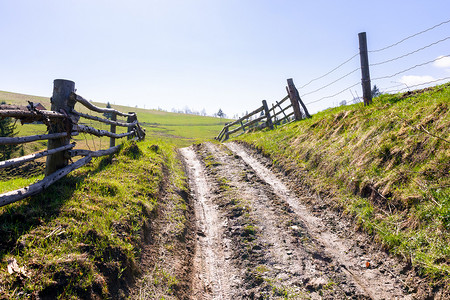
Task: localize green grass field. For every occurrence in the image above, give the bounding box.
[0,90,230,152]
[0,90,230,199]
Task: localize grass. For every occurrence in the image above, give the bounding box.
[0,138,184,298]
[0,175,44,194]
[236,83,450,283]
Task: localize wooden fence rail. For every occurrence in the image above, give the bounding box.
[0,79,145,207]
[216,78,310,142]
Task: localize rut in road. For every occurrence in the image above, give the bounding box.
[180,142,413,299]
[180,147,240,299]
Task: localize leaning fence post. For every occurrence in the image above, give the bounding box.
[262,100,274,129]
[358,32,372,106]
[286,79,302,120]
[45,79,75,176]
[110,112,116,147]
[286,78,311,120]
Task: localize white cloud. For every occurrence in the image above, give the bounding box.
[433,55,450,69]
[400,75,435,87]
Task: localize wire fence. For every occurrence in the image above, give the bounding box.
[298,18,450,108]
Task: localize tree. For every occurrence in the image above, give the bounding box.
[103,102,113,119]
[371,85,381,98]
[184,106,192,114]
[0,101,20,160]
[217,108,225,118]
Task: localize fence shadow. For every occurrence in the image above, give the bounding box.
[0,154,116,262]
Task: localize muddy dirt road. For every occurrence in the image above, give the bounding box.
[180,142,415,299]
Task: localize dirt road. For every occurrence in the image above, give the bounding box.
[180,142,415,299]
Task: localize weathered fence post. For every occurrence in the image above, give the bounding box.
[358,32,372,106]
[262,100,274,129]
[110,112,116,147]
[286,78,311,120]
[45,79,75,176]
[224,125,229,141]
[127,112,136,140]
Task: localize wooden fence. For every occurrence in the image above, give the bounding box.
[0,79,145,207]
[216,78,310,141]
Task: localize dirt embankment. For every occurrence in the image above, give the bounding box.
[179,142,431,299]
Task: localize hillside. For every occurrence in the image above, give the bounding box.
[236,83,450,285]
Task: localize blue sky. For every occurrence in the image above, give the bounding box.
[1,0,450,117]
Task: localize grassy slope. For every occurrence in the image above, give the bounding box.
[237,83,450,283]
[0,138,189,298]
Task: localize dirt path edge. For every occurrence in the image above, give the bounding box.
[232,140,449,299]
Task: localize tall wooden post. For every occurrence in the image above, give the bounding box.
[287,78,311,120]
[45,79,75,176]
[358,32,372,106]
[110,112,116,147]
[262,100,274,129]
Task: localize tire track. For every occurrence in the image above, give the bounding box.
[180,147,240,299]
[181,142,413,299]
[226,142,411,300]
[203,142,354,299]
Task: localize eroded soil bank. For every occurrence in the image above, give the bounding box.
[179,142,433,299]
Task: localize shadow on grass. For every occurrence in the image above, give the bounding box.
[0,155,114,262]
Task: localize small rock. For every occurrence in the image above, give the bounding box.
[306,277,328,291]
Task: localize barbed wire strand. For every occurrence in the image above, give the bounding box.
[383,83,406,91]
[299,53,359,89]
[372,54,450,81]
[370,36,450,67]
[297,19,450,107]
[305,82,360,105]
[301,67,361,97]
[369,18,450,53]
[382,76,450,94]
